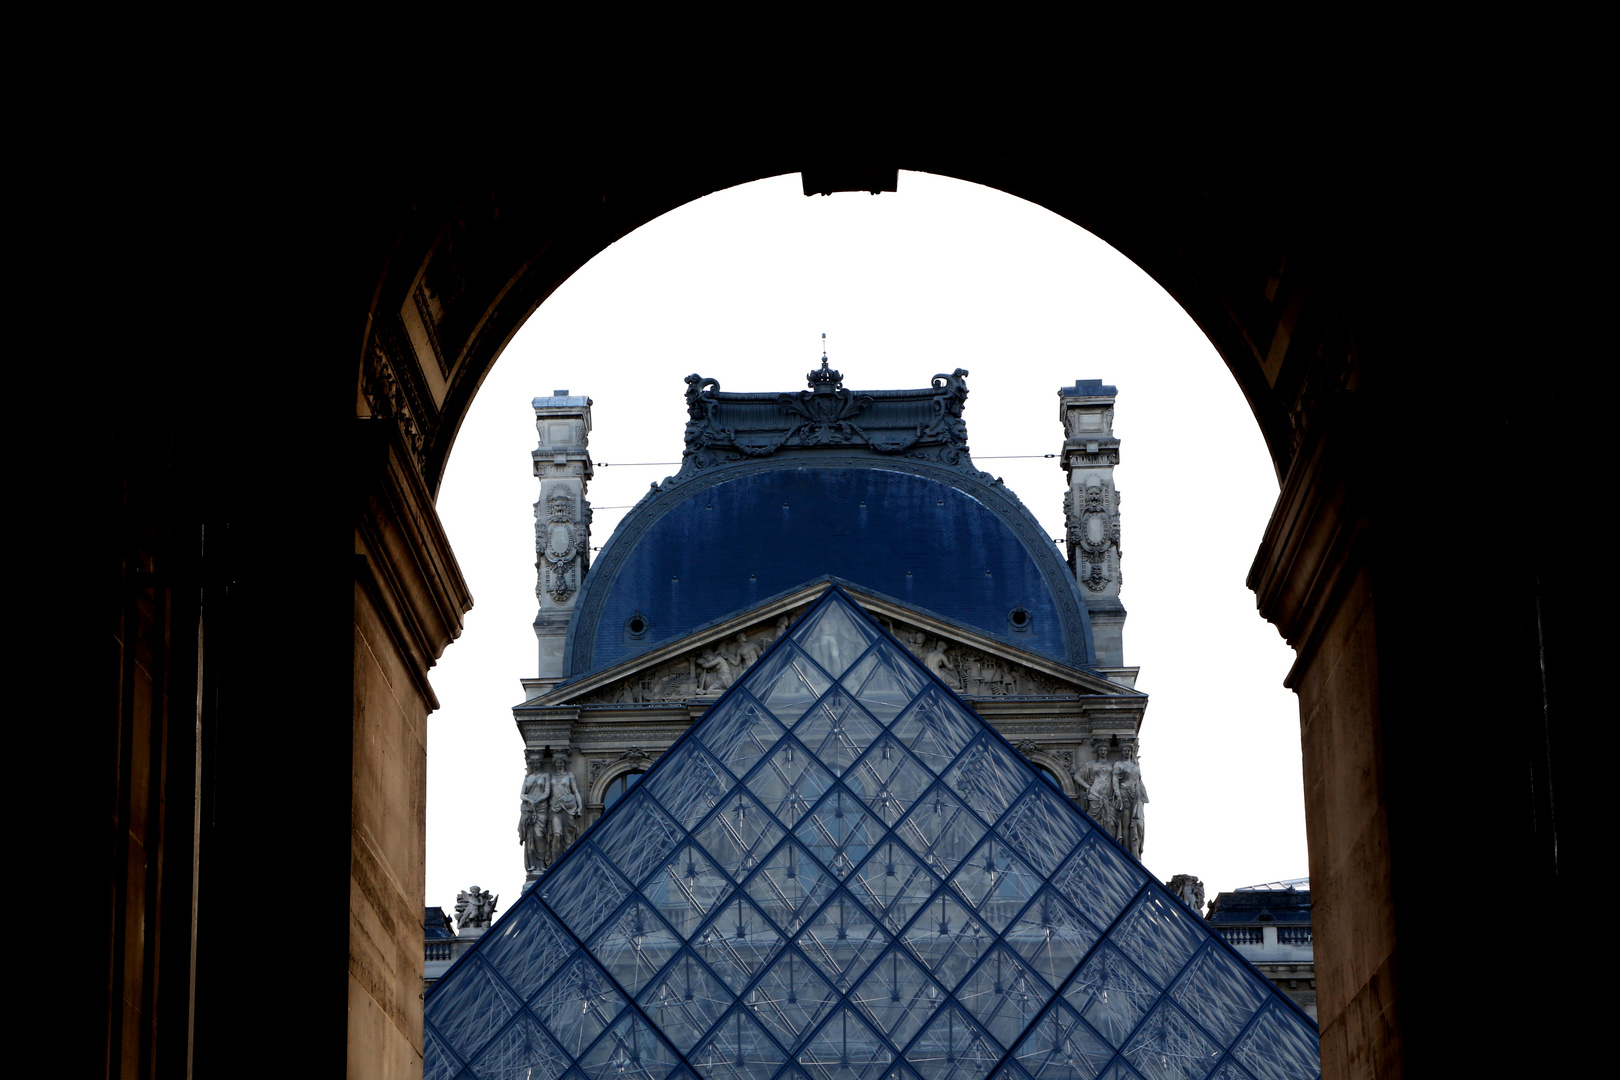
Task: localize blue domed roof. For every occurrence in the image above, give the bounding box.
[562,370,1095,677]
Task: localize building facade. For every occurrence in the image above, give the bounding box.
[512,367,1150,878]
[1207,886,1316,1020]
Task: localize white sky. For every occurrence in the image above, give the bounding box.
[428,172,1307,923]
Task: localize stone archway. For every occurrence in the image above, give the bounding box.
[105,135,1578,1080]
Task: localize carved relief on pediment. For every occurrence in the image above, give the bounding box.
[575,607,808,704]
[878,616,1076,697]
[570,603,1084,707]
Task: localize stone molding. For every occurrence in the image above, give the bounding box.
[1246,400,1369,688]
[544,579,1132,710]
[353,420,473,705]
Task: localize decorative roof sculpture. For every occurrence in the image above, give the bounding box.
[430,588,1319,1080]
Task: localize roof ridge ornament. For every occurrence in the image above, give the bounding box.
[807,332,844,389]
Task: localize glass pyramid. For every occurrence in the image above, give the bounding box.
[426,588,1320,1080]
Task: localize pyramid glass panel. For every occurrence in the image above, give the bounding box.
[906,1004,1002,1080]
[895,786,987,881]
[638,950,735,1053]
[578,1013,680,1080]
[998,785,1093,878]
[747,949,840,1052]
[1006,888,1100,990]
[1108,890,1204,990]
[795,689,884,775]
[948,835,1042,933]
[851,945,946,1048]
[945,735,1031,827]
[796,787,882,879]
[700,693,788,778]
[689,1007,788,1080]
[957,944,1052,1048]
[746,839,837,936]
[470,1012,571,1080]
[642,741,730,830]
[642,841,735,940]
[798,890,892,992]
[842,641,930,723]
[747,739,838,828]
[799,1005,894,1080]
[696,790,787,883]
[1228,1003,1320,1080]
[426,956,522,1064]
[750,643,835,722]
[889,689,979,775]
[1063,945,1158,1049]
[1167,944,1270,1049]
[845,735,933,827]
[592,790,687,889]
[1013,1001,1113,1080]
[900,889,995,991]
[532,952,628,1055]
[792,597,880,677]
[590,899,682,995]
[478,893,577,1001]
[694,893,787,993]
[425,589,1316,1080]
[851,838,941,935]
[1120,1001,1220,1080]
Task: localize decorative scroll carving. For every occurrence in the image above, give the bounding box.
[674,368,980,475]
[538,491,585,603]
[1066,482,1121,592]
[363,346,428,469]
[1015,738,1041,758]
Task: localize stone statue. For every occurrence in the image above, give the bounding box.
[697,647,735,692]
[733,631,762,672]
[1168,874,1205,916]
[922,639,959,689]
[1074,743,1115,834]
[454,885,497,929]
[1113,743,1148,857]
[519,754,551,877]
[542,753,583,867]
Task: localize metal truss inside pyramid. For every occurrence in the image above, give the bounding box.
[425,588,1320,1080]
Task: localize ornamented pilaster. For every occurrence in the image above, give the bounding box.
[1059,380,1126,667]
[532,392,593,682]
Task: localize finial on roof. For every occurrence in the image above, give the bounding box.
[808,333,843,389]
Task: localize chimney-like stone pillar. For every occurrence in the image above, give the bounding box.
[1059,380,1126,667]
[531,391,593,682]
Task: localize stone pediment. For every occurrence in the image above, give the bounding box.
[525,578,1135,710]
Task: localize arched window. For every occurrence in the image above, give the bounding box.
[602,770,643,812]
[1036,764,1064,791]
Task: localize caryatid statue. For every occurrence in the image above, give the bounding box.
[1113,742,1148,858]
[542,751,583,867]
[1073,742,1116,835]
[519,752,551,877]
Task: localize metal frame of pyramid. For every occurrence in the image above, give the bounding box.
[425,587,1320,1080]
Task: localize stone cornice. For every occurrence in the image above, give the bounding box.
[528,580,1137,710]
[353,420,473,707]
[1246,398,1368,689]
